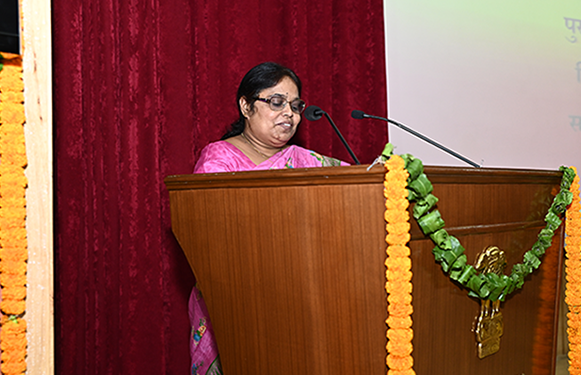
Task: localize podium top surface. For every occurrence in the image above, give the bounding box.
[164,164,562,190]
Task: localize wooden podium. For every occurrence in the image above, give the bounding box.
[165,165,564,375]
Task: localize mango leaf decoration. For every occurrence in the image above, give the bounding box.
[381,143,576,301]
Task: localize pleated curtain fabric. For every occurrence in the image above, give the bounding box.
[52,0,387,373]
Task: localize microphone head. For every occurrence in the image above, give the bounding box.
[351,110,366,119]
[304,105,324,121]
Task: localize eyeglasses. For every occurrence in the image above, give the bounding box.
[255,95,306,114]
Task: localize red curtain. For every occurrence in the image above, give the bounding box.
[52,0,387,373]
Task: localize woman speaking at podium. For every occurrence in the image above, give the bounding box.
[189,61,347,374]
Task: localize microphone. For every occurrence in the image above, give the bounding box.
[305,106,361,165]
[304,106,324,121]
[351,110,480,168]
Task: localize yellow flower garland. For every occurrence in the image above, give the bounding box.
[384,154,580,372]
[0,53,28,375]
[384,155,415,375]
[565,167,581,375]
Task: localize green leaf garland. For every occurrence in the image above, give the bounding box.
[381,144,576,302]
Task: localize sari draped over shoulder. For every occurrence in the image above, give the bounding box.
[194,140,347,173]
[189,140,348,374]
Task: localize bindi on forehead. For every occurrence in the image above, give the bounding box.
[264,78,298,98]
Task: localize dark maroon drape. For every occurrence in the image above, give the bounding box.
[53,0,387,373]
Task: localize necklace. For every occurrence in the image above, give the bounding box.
[241,132,280,159]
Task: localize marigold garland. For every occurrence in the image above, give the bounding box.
[384,154,415,375]
[0,52,29,375]
[565,167,581,375]
[381,143,580,369]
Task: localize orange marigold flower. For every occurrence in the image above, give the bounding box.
[387,222,412,235]
[388,369,416,375]
[570,333,581,345]
[385,198,410,211]
[385,256,412,272]
[384,210,410,224]
[384,186,408,199]
[0,76,24,92]
[0,299,26,315]
[0,273,27,287]
[0,91,24,103]
[0,286,26,300]
[387,328,413,342]
[386,269,412,282]
[384,174,408,184]
[1,348,25,363]
[568,306,581,315]
[0,107,26,124]
[386,233,411,246]
[388,246,411,258]
[388,293,413,305]
[0,246,29,261]
[567,294,581,306]
[0,335,27,351]
[386,354,414,370]
[386,280,412,294]
[0,260,27,274]
[0,317,27,331]
[0,362,27,375]
[0,228,28,242]
[388,301,413,317]
[387,315,413,329]
[387,340,413,357]
[570,346,581,362]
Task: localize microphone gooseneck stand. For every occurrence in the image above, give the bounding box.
[351,110,481,168]
[305,106,361,165]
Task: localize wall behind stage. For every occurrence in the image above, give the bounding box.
[384,0,581,170]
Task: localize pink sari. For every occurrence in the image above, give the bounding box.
[194,140,346,173]
[188,141,348,374]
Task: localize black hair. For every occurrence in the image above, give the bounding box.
[221,62,302,140]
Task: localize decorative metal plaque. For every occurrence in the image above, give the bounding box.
[473,246,506,359]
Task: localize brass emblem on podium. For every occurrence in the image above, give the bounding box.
[473,246,506,359]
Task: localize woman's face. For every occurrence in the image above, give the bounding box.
[240,76,301,148]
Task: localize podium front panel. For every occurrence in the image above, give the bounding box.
[166,165,564,375]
